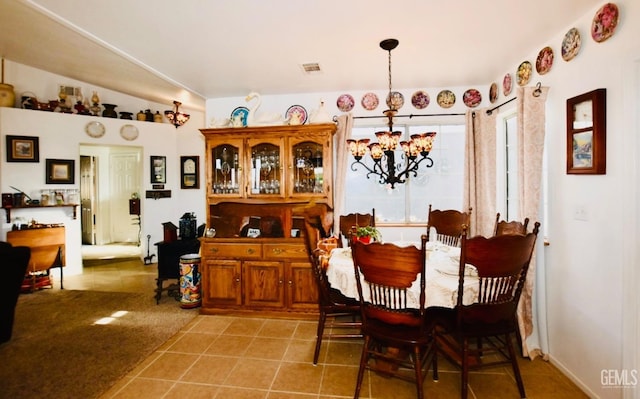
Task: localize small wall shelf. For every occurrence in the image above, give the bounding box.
[2,204,79,223]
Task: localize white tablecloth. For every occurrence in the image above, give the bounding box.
[326,242,478,309]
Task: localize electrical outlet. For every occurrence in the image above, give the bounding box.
[574,205,588,221]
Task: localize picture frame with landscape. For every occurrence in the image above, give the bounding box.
[566,88,606,175]
[46,159,75,184]
[6,135,39,163]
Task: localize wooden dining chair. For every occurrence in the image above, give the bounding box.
[302,212,362,365]
[338,209,375,247]
[428,222,540,399]
[351,235,437,399]
[494,212,530,236]
[426,205,471,247]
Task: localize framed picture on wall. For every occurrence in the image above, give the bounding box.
[46,159,75,184]
[6,135,39,162]
[150,155,166,184]
[180,155,199,189]
[566,88,606,174]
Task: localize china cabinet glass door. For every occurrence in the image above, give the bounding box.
[289,138,327,198]
[211,142,242,195]
[247,139,284,197]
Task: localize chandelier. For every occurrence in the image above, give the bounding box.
[164,100,190,128]
[347,39,436,188]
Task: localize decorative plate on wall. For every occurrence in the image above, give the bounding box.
[516,61,532,86]
[437,90,456,109]
[489,83,498,103]
[591,3,619,43]
[85,121,105,138]
[411,90,430,109]
[386,91,404,110]
[536,46,554,75]
[361,92,379,111]
[120,124,139,141]
[336,94,355,112]
[463,89,482,108]
[503,73,513,96]
[562,27,581,61]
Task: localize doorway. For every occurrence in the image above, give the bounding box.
[79,144,143,260]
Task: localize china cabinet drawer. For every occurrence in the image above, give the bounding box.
[263,243,307,259]
[202,242,262,258]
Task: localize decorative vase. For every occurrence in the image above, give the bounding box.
[144,109,153,122]
[136,110,146,121]
[153,111,163,123]
[0,59,15,108]
[91,91,100,105]
[102,103,117,118]
[0,83,15,108]
[119,111,133,120]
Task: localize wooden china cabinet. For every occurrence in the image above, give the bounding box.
[199,123,336,315]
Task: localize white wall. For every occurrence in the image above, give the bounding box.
[496,2,638,398]
[0,64,206,276]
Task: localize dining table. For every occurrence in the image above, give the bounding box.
[325,241,479,309]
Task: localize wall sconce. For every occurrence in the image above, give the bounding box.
[164,100,190,128]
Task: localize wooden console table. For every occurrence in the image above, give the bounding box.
[7,226,66,291]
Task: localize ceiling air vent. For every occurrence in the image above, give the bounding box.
[301,63,322,74]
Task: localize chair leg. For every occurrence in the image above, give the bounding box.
[354,335,371,399]
[313,310,327,365]
[505,332,526,398]
[412,346,425,399]
[461,337,469,399]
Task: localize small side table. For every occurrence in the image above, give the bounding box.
[154,239,200,304]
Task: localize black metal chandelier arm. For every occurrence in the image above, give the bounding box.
[349,160,389,181]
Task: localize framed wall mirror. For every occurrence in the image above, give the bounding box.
[566,88,606,174]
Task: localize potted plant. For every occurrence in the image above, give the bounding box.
[354,225,381,244]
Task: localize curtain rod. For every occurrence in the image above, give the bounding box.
[484,81,542,115]
[333,112,464,122]
[484,97,516,115]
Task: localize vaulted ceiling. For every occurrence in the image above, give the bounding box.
[0,0,603,111]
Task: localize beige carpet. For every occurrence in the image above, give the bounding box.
[0,289,198,399]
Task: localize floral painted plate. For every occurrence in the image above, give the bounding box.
[517,61,532,86]
[562,27,581,61]
[591,3,619,43]
[536,46,554,75]
[489,82,498,104]
[386,91,404,110]
[361,92,379,111]
[286,105,307,124]
[437,90,456,109]
[337,94,355,112]
[503,73,513,96]
[411,90,430,109]
[463,89,482,108]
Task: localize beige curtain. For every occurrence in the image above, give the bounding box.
[333,114,354,232]
[516,85,549,359]
[463,109,497,237]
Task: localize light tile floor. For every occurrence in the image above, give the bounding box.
[66,257,588,399]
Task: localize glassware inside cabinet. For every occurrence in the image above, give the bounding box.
[292,141,324,193]
[211,144,240,194]
[250,143,281,195]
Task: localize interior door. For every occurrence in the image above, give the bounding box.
[110,151,141,244]
[80,155,97,244]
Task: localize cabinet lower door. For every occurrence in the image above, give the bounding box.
[244,261,285,308]
[202,260,242,307]
[287,261,319,310]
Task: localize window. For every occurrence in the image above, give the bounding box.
[496,111,519,220]
[344,123,466,224]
